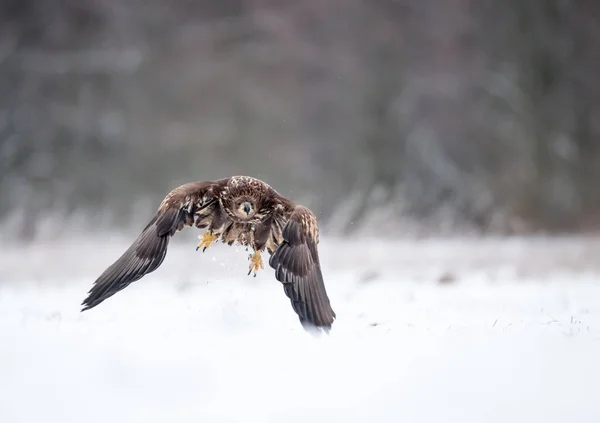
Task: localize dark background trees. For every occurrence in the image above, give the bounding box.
[1,0,599,240]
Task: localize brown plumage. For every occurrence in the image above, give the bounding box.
[81,175,336,331]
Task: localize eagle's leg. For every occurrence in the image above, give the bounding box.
[247,250,264,277]
[196,231,218,252]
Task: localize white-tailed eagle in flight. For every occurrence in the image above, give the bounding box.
[81,175,336,331]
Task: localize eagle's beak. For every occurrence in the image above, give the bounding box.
[243,202,251,215]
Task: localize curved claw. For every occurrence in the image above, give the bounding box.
[248,251,264,277]
[197,231,218,252]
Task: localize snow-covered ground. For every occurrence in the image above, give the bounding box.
[1,235,600,422]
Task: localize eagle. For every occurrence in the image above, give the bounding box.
[80,175,336,331]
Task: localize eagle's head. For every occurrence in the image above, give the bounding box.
[220,176,272,222]
[231,196,257,221]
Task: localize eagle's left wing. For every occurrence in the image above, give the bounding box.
[81,181,220,311]
[268,205,336,331]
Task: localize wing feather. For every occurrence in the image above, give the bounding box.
[268,205,336,330]
[81,181,217,311]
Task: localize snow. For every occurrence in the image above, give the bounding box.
[1,235,600,422]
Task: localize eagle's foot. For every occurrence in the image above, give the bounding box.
[196,231,218,252]
[247,251,264,277]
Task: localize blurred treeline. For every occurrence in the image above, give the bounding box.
[1,0,600,240]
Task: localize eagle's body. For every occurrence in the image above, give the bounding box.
[81,175,336,331]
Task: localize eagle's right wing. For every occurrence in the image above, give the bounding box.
[81,180,220,311]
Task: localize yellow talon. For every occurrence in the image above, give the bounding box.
[196,231,218,252]
[248,251,264,277]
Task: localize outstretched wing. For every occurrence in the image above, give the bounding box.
[268,205,336,330]
[81,181,218,311]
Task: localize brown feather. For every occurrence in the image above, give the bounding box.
[81,181,218,311]
[268,206,336,330]
[81,212,175,310]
